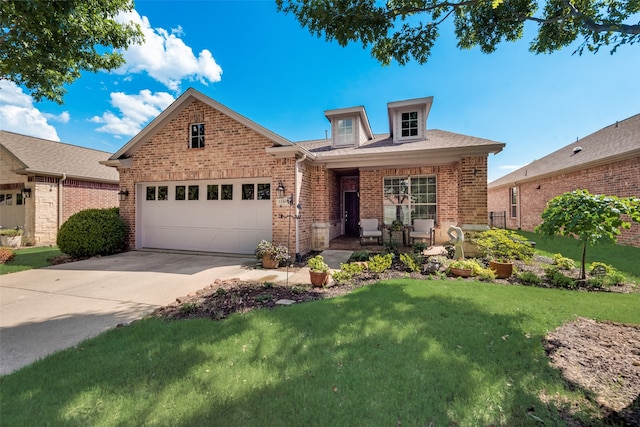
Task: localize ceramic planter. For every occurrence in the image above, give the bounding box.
[261,253,279,269]
[450,267,473,277]
[489,260,513,279]
[309,271,329,287]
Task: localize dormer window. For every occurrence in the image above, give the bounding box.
[336,118,354,146]
[190,123,205,148]
[401,112,419,137]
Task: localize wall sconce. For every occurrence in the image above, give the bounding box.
[276,181,286,199]
[118,188,129,201]
[21,187,32,198]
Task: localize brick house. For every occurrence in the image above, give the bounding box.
[0,131,119,246]
[488,114,640,247]
[104,88,504,257]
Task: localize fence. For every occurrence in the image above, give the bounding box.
[488,211,506,229]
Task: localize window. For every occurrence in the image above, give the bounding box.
[221,184,233,200]
[401,111,419,138]
[16,193,23,205]
[188,185,199,200]
[207,185,219,200]
[158,186,168,200]
[336,118,354,146]
[257,183,270,200]
[510,187,518,218]
[242,184,254,200]
[5,194,12,205]
[383,176,436,225]
[0,194,4,205]
[176,185,186,200]
[190,123,205,148]
[146,186,156,201]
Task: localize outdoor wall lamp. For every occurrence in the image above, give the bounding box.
[276,181,286,199]
[118,188,129,201]
[21,187,32,198]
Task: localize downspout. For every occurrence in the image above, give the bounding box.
[294,153,306,261]
[58,173,67,230]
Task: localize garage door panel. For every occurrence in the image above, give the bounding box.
[139,179,272,254]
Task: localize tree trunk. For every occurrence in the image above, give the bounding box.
[581,241,587,280]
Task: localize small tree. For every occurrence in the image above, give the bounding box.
[536,190,640,280]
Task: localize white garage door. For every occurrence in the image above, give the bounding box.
[139,179,272,254]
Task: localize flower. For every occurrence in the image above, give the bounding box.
[255,240,289,263]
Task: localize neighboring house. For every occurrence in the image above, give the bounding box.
[103,88,504,257]
[488,114,640,247]
[0,131,119,246]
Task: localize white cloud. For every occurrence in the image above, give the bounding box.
[90,90,175,137]
[0,80,61,141]
[115,10,223,91]
[43,111,70,123]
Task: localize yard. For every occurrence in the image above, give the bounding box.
[1,277,639,426]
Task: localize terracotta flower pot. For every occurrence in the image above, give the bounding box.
[309,271,329,287]
[261,253,279,269]
[489,260,513,279]
[450,267,473,277]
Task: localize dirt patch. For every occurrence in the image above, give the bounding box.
[545,318,640,425]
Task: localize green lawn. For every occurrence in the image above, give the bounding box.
[0,246,62,275]
[1,279,638,426]
[517,230,640,280]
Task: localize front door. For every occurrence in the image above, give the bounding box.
[344,191,360,237]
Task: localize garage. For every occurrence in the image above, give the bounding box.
[138,178,272,254]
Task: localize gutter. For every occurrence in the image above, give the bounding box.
[58,173,67,230]
[294,153,306,260]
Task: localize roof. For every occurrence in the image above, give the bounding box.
[296,129,504,168]
[0,131,118,182]
[489,113,640,189]
[108,88,295,162]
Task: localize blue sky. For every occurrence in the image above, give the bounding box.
[1,0,638,182]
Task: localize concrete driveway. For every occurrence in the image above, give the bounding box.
[0,250,303,376]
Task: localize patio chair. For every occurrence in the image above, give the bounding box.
[409,219,435,247]
[359,218,383,245]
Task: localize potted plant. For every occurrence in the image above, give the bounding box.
[0,227,24,248]
[308,255,330,287]
[255,240,289,269]
[475,229,534,279]
[448,259,478,277]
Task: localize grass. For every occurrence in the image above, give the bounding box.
[0,246,62,275]
[517,230,640,281]
[1,279,638,426]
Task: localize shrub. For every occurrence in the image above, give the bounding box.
[332,262,366,284]
[544,266,577,289]
[448,259,493,279]
[255,240,289,264]
[400,253,423,272]
[517,271,543,286]
[0,228,23,237]
[0,247,16,264]
[57,208,127,258]
[412,242,428,254]
[308,255,329,272]
[368,253,393,273]
[350,250,370,262]
[475,229,534,262]
[588,262,627,288]
[553,253,576,270]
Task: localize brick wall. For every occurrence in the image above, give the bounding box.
[488,156,640,247]
[117,99,298,253]
[61,179,119,224]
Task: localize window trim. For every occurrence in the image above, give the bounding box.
[396,108,422,141]
[510,187,518,218]
[335,117,355,146]
[189,123,205,149]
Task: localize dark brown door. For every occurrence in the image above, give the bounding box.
[344,191,360,237]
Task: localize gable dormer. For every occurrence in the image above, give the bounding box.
[388,97,433,144]
[324,106,374,149]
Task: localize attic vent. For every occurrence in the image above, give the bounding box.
[573,146,583,155]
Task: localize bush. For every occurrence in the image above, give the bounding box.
[350,250,370,262]
[400,253,423,272]
[475,229,534,262]
[588,262,627,288]
[0,247,16,264]
[553,253,576,270]
[368,253,393,273]
[544,266,576,289]
[57,208,127,258]
[517,271,542,286]
[412,242,428,254]
[332,262,366,284]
